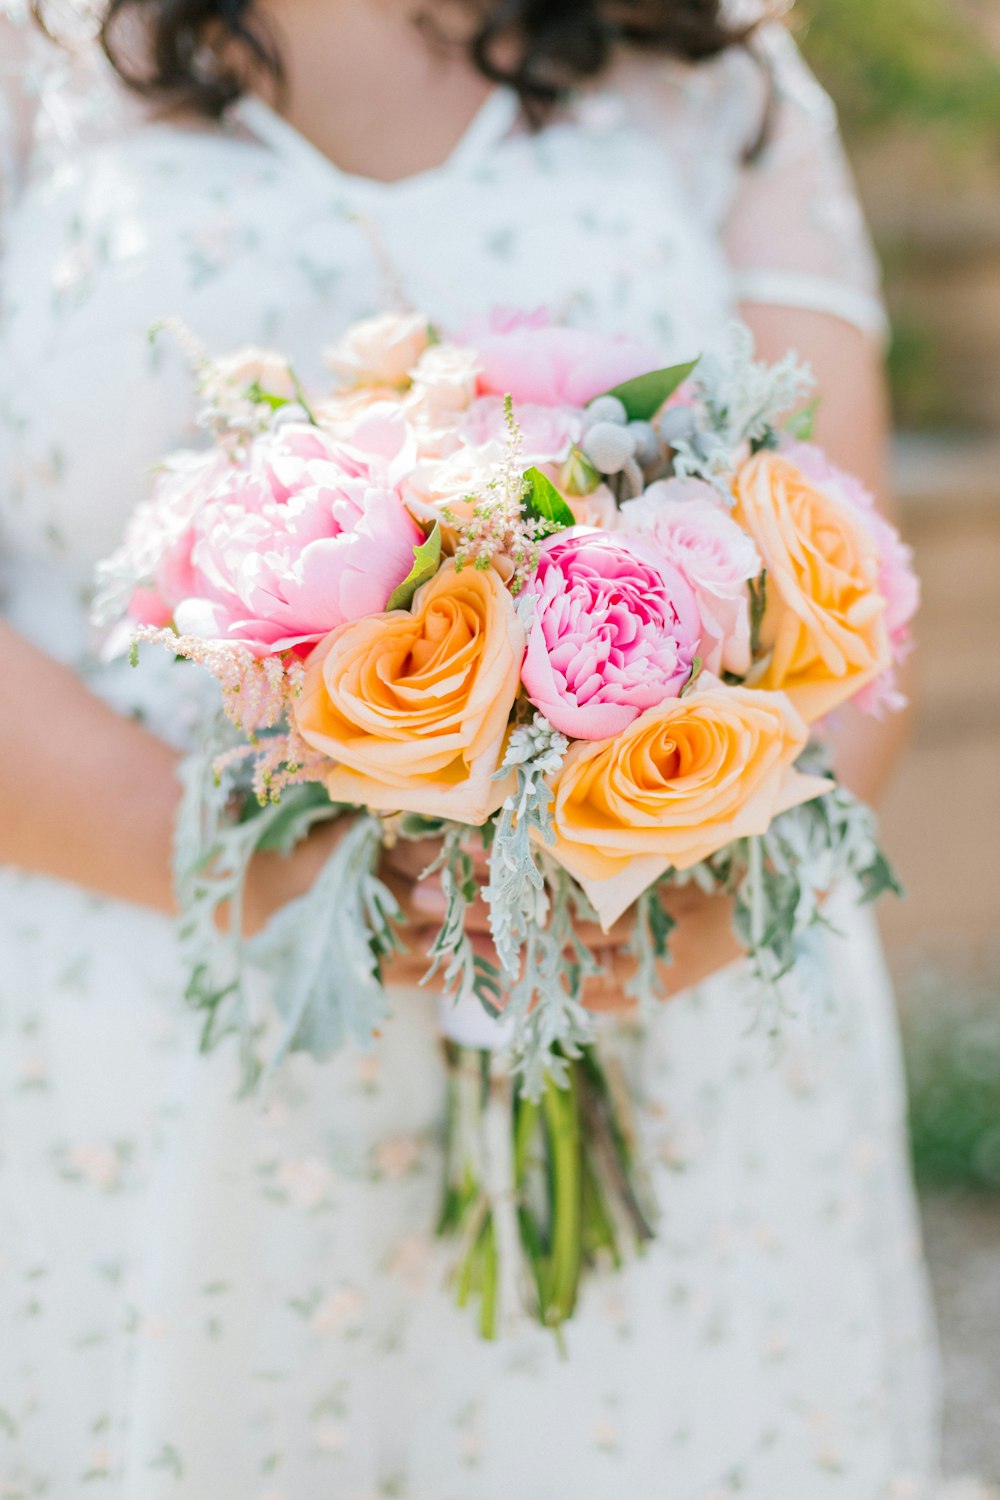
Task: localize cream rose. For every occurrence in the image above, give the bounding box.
[733,453,891,722]
[295,560,525,823]
[325,311,431,389]
[545,679,831,928]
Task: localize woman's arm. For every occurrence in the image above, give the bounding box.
[741,306,914,804]
[0,619,350,929]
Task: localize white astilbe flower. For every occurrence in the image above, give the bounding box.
[449,396,559,593]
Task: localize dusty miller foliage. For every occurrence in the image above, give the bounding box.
[418,823,504,1016]
[174,724,401,1090]
[708,744,901,992]
[469,715,598,1097]
[673,323,814,495]
[486,715,568,973]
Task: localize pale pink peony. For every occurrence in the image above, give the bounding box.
[458,309,658,408]
[785,441,919,714]
[154,424,423,655]
[460,395,580,462]
[621,478,761,677]
[98,448,232,629]
[520,529,702,740]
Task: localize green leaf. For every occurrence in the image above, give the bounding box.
[522,466,576,530]
[245,380,291,412]
[603,359,699,422]
[784,396,821,442]
[386,522,442,611]
[680,655,703,698]
[857,849,904,904]
[252,783,339,854]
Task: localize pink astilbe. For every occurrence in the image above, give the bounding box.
[213,721,330,804]
[133,627,304,737]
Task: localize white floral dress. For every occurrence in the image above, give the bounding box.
[0,11,940,1498]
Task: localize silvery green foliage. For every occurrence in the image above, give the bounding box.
[505,863,600,1100]
[626,884,678,1008]
[674,324,814,494]
[173,727,397,1088]
[419,823,503,1016]
[709,747,899,988]
[174,731,333,1084]
[485,715,568,976]
[251,812,401,1074]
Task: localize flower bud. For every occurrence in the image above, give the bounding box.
[583,394,628,429]
[583,421,637,474]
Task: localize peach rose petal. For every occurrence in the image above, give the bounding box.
[544,679,831,930]
[294,561,524,825]
[733,453,892,723]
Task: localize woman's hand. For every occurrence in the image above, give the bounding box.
[379,836,743,1009]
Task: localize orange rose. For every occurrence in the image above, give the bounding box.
[295,561,524,824]
[733,453,891,722]
[545,680,830,929]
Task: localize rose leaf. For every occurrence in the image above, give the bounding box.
[386,522,443,612]
[522,466,576,530]
[603,359,699,422]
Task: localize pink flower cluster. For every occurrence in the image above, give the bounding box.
[104,307,918,756]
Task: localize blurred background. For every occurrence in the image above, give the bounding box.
[797,0,1000,1485]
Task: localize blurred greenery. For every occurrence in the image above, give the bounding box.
[902,969,1000,1189]
[798,0,1000,431]
[799,0,1000,155]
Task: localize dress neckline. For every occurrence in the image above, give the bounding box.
[231,86,522,198]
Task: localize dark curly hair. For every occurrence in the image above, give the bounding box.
[72,0,769,122]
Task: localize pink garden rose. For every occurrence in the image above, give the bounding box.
[153,424,423,655]
[786,442,920,713]
[458,309,658,409]
[621,478,761,677]
[401,398,580,515]
[520,529,702,740]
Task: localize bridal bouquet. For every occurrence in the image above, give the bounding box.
[95,308,918,1337]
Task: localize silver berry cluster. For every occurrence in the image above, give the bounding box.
[579,395,691,499]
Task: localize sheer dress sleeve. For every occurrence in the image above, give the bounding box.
[723,25,888,340]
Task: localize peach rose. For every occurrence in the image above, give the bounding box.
[295,561,525,824]
[545,679,831,929]
[733,453,891,723]
[325,312,431,389]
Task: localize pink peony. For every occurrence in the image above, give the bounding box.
[155,424,423,655]
[458,309,658,409]
[785,442,920,714]
[459,396,581,466]
[520,529,702,740]
[621,478,761,677]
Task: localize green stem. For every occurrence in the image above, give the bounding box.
[542,1068,582,1326]
[479,1218,498,1341]
[578,1051,656,1244]
[581,1151,622,1269]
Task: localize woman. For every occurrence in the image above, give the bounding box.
[0,1,940,1494]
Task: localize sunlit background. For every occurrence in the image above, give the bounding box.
[799,0,1000,1483]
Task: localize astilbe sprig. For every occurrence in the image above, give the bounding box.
[448,395,559,594]
[131,627,304,740]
